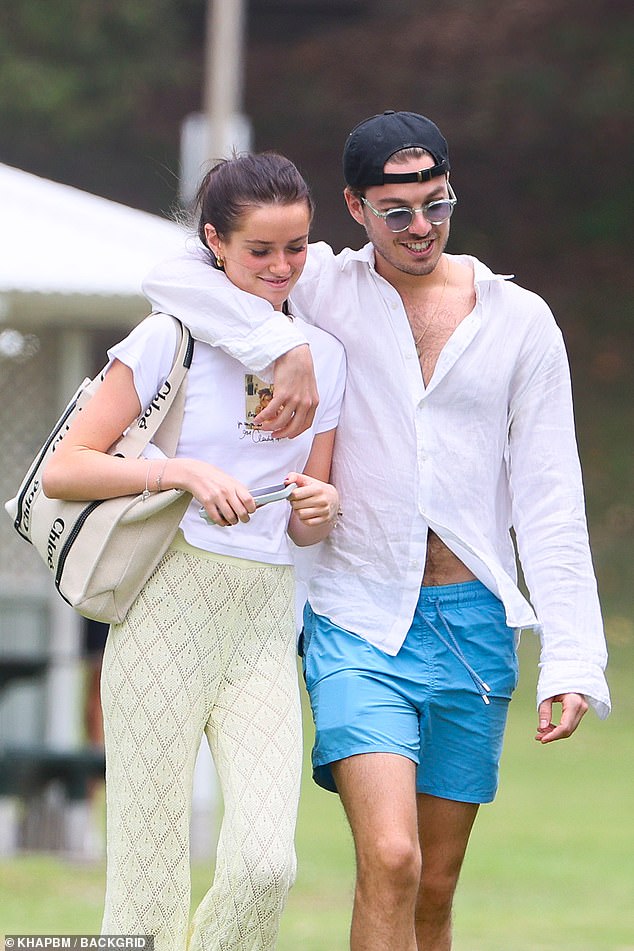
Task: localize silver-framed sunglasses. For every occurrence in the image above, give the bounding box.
[361,181,457,232]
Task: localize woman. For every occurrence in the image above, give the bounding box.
[43,152,346,951]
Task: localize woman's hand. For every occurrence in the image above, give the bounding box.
[168,458,256,526]
[286,471,339,546]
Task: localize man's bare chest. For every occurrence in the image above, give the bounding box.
[407,294,473,385]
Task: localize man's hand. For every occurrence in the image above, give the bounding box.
[254,344,319,439]
[535,693,589,743]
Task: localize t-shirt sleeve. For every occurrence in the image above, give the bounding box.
[312,336,347,435]
[107,313,179,411]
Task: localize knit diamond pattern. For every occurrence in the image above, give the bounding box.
[100,547,302,951]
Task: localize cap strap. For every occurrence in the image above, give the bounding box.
[382,160,448,184]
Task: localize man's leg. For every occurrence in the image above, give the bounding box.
[415,794,479,951]
[332,752,421,951]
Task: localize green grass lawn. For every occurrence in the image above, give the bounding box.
[451,636,634,951]
[2,635,633,950]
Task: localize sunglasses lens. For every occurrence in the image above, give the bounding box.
[385,209,413,232]
[425,200,454,224]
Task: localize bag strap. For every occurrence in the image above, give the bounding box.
[108,314,194,460]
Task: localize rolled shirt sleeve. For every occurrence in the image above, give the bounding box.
[143,248,309,377]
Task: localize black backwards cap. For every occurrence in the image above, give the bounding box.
[343,110,450,188]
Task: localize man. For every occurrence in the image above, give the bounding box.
[144,111,610,951]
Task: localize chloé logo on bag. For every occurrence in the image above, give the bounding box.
[47,517,65,570]
[22,478,40,533]
[138,380,172,430]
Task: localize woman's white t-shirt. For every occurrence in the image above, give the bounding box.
[108,311,346,565]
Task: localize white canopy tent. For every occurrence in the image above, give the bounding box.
[0,163,188,753]
[0,165,217,857]
[0,162,188,327]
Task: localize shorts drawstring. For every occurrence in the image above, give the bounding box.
[423,600,491,704]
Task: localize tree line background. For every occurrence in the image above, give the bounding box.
[1,0,632,616]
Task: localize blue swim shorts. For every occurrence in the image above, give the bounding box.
[301,581,519,804]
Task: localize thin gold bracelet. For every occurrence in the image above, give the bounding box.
[142,462,153,501]
[155,459,169,493]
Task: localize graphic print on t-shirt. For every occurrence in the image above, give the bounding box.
[239,374,278,442]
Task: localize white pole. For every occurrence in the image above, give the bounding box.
[180,0,251,204]
[204,0,247,159]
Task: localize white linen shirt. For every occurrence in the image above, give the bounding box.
[143,243,610,718]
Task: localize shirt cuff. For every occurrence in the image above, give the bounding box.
[537,660,611,719]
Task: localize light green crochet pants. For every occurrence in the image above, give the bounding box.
[100,538,302,950]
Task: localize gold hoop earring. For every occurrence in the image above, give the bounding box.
[215,254,224,269]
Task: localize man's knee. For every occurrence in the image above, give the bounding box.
[356,832,422,894]
[417,867,461,917]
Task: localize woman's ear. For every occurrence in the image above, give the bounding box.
[203,223,221,255]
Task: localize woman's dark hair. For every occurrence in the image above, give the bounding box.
[194,152,314,249]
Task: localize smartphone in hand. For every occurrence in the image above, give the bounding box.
[251,482,296,507]
[199,482,296,522]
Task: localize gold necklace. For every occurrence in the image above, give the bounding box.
[413,257,450,356]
